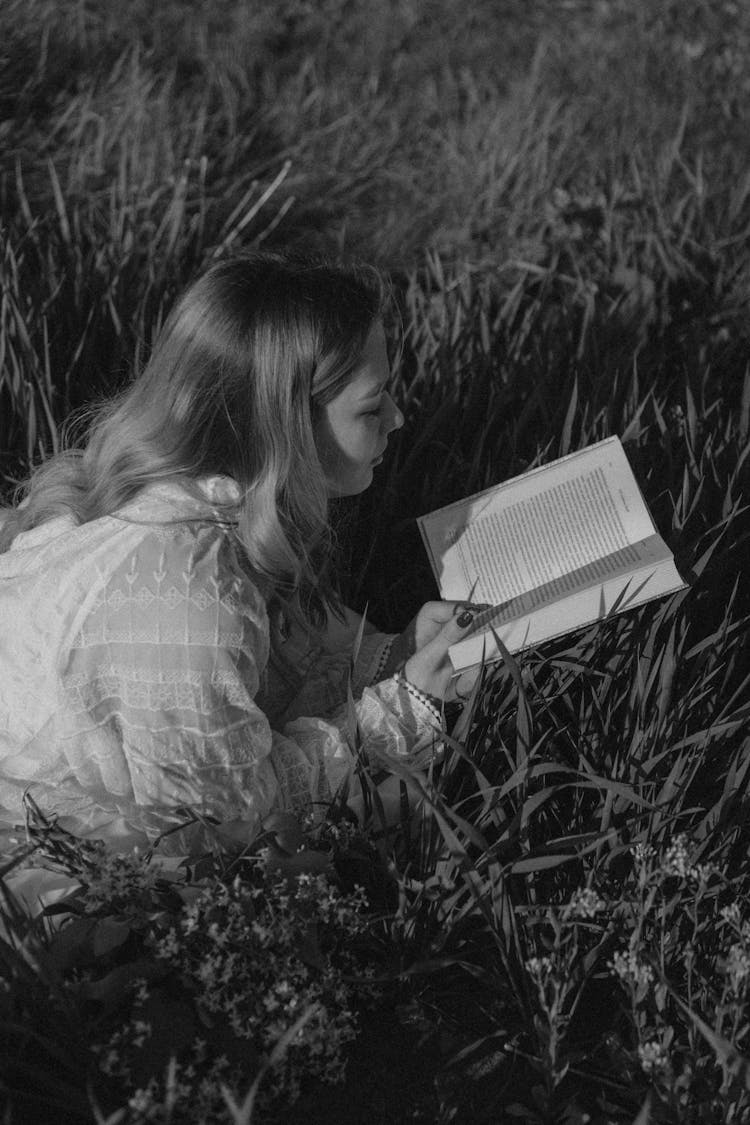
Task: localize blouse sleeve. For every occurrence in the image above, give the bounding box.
[58,523,440,847]
[265,605,397,727]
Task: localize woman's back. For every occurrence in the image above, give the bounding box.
[0,476,278,849]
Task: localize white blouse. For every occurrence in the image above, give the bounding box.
[0,477,442,857]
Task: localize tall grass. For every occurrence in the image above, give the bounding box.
[2,1,750,1121]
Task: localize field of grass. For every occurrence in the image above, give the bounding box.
[2,1,750,1122]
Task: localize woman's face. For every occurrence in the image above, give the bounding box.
[315,321,404,497]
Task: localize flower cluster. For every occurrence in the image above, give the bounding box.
[44,821,382,1123]
[631,834,717,889]
[562,887,606,921]
[719,906,750,996]
[638,1038,670,1076]
[610,949,654,991]
[141,866,370,1107]
[104,1048,236,1123]
[662,835,691,879]
[721,903,742,927]
[80,846,161,914]
[724,943,750,994]
[525,955,554,984]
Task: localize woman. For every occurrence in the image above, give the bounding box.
[0,252,480,867]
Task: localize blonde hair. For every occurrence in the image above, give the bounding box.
[0,252,385,626]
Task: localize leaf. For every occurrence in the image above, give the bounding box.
[293,922,325,971]
[82,958,167,1012]
[631,1093,652,1125]
[510,852,577,874]
[41,897,85,918]
[559,376,578,455]
[262,811,307,855]
[92,917,132,958]
[42,918,97,975]
[221,1004,321,1125]
[264,846,333,882]
[739,363,750,445]
[685,381,698,448]
[670,989,750,1089]
[487,626,532,767]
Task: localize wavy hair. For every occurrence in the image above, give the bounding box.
[0,251,386,627]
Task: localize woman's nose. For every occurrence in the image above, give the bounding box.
[384,392,404,432]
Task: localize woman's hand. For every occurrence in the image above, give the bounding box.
[383,600,488,701]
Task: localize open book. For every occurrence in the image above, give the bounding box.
[417,436,687,672]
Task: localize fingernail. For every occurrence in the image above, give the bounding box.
[457,610,475,628]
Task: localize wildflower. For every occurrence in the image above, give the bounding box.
[610,950,654,990]
[632,842,655,869]
[638,1039,670,1075]
[127,1079,164,1117]
[563,887,606,920]
[662,835,690,878]
[666,404,686,439]
[525,955,554,983]
[81,848,160,912]
[688,862,714,886]
[724,943,750,992]
[721,903,742,927]
[130,1019,151,1049]
[154,928,180,960]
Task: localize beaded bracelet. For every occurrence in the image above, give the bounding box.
[395,670,443,722]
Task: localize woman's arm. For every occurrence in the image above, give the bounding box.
[270,603,397,724]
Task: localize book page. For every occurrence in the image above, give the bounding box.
[464,534,673,636]
[419,437,658,602]
[448,553,686,671]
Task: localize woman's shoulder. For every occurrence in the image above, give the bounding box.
[105,478,268,622]
[109,475,233,542]
[0,474,268,628]
[114,474,241,524]
[60,479,269,660]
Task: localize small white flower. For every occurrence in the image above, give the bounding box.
[155,927,180,960]
[563,887,606,920]
[721,903,742,927]
[632,842,655,869]
[689,862,714,885]
[610,950,654,989]
[638,1039,669,1074]
[525,955,554,982]
[725,943,750,992]
[662,834,691,878]
[130,1019,151,1049]
[128,1084,157,1114]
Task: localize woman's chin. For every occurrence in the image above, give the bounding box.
[326,468,374,499]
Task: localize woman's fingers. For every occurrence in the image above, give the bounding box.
[404,606,485,698]
[445,666,481,704]
[439,604,488,644]
[425,599,490,619]
[413,600,490,647]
